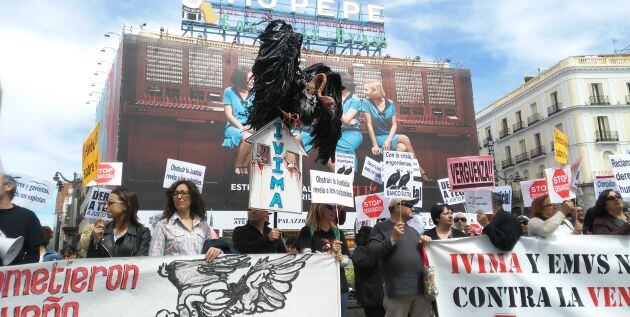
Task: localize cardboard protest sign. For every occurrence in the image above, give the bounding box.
[355,193,389,222]
[593,175,620,200]
[87,162,123,186]
[163,158,206,192]
[9,171,57,212]
[492,185,512,212]
[554,128,569,165]
[310,170,354,207]
[412,159,421,178]
[361,156,383,184]
[570,156,582,193]
[82,123,101,186]
[438,178,465,205]
[545,166,575,203]
[520,178,548,207]
[382,151,415,199]
[410,179,423,208]
[335,153,355,176]
[84,187,112,220]
[464,189,492,214]
[610,154,630,201]
[447,155,495,191]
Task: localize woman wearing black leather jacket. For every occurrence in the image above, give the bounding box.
[87,187,151,257]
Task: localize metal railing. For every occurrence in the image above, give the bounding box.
[595,130,619,142]
[527,113,540,125]
[515,152,530,164]
[547,103,562,116]
[499,128,510,139]
[589,95,610,105]
[501,158,515,169]
[530,146,545,158]
[513,121,524,132]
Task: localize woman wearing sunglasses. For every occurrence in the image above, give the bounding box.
[421,203,467,242]
[591,189,630,235]
[527,195,582,237]
[87,187,151,257]
[149,180,222,261]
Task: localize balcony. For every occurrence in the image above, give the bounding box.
[547,103,562,116]
[527,113,540,125]
[530,146,546,159]
[501,158,515,169]
[499,128,510,139]
[589,95,610,105]
[595,130,619,142]
[512,121,525,133]
[515,152,530,164]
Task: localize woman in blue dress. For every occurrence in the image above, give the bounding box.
[222,67,253,174]
[327,73,363,171]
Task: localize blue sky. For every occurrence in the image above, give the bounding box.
[1,0,629,217]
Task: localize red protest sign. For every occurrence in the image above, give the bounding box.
[545,166,575,203]
[96,163,115,184]
[552,168,570,198]
[362,195,384,218]
[447,155,495,192]
[520,178,548,206]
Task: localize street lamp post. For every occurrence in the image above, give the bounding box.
[53,172,82,247]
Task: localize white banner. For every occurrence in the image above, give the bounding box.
[335,153,355,176]
[426,235,630,317]
[208,210,358,232]
[464,190,492,214]
[163,158,206,192]
[309,170,354,207]
[84,187,112,220]
[493,185,512,211]
[355,193,390,222]
[0,254,340,317]
[610,154,630,201]
[438,178,465,205]
[545,166,575,203]
[593,175,620,200]
[382,151,415,199]
[87,162,123,186]
[520,179,548,207]
[9,171,57,212]
[361,156,383,184]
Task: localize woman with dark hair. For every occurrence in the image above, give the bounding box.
[591,189,630,235]
[421,203,466,242]
[222,67,254,174]
[149,180,222,261]
[87,187,151,257]
[527,195,581,237]
[298,203,350,317]
[352,226,385,317]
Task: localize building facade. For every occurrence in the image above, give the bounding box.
[476,55,630,211]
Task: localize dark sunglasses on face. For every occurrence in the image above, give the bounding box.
[607,195,622,201]
[400,201,415,208]
[454,217,467,222]
[520,220,528,225]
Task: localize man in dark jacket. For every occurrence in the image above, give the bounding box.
[477,192,521,251]
[368,197,430,317]
[353,226,384,317]
[232,209,286,254]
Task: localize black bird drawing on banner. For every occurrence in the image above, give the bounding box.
[246,20,344,164]
[386,170,401,189]
[337,166,346,174]
[156,254,313,317]
[398,171,412,190]
[343,167,353,175]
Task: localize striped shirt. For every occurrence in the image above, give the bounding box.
[149,213,218,256]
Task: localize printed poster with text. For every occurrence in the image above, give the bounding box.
[382,151,416,199]
[447,155,495,192]
[82,123,101,186]
[554,128,569,165]
[609,154,630,201]
[545,166,575,204]
[520,179,548,207]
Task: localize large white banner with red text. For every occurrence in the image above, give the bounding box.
[426,235,629,317]
[0,254,339,317]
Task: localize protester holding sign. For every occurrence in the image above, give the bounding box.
[591,189,630,235]
[352,226,385,317]
[149,180,222,261]
[87,187,151,257]
[368,197,431,317]
[327,73,364,171]
[476,192,521,251]
[0,174,46,265]
[298,203,350,317]
[422,203,467,241]
[527,195,581,237]
[222,67,254,175]
[232,208,286,254]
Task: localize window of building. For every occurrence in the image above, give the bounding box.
[485,127,492,140]
[148,87,162,97]
[165,88,180,99]
[191,90,205,100]
[534,133,542,148]
[519,140,527,154]
[596,116,610,134]
[590,83,603,99]
[515,111,522,123]
[501,118,508,130]
[529,103,537,115]
[550,91,559,106]
[505,146,512,160]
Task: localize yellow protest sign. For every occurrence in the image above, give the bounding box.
[82,124,101,186]
[553,128,568,165]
